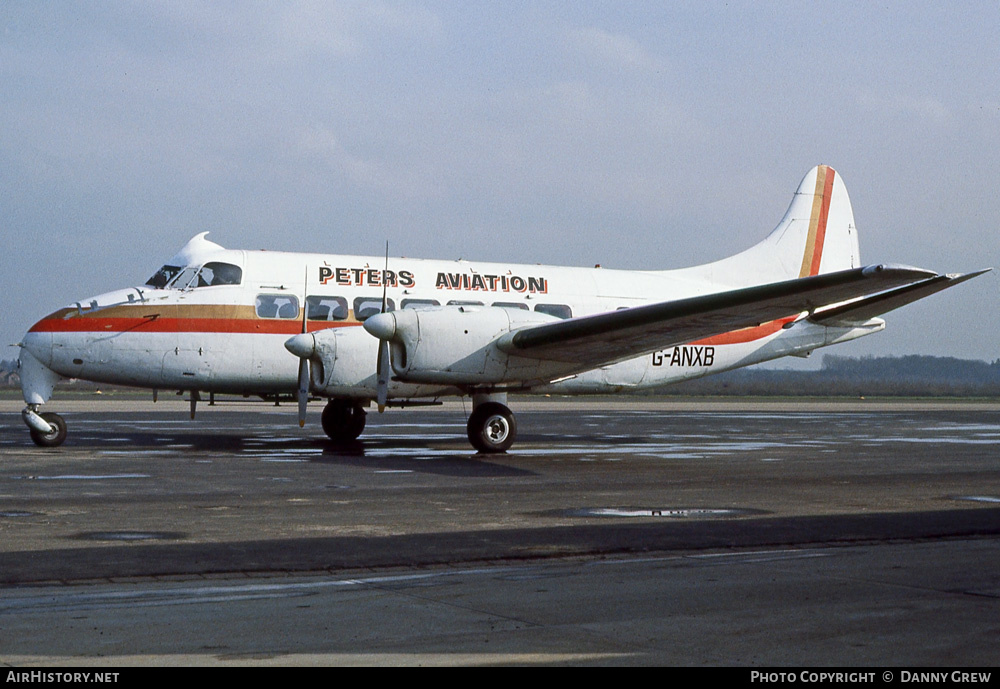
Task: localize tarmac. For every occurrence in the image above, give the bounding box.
[0,397,998,666]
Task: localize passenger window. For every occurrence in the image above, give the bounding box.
[198,262,242,287]
[535,303,572,319]
[353,296,395,321]
[306,296,348,321]
[447,300,484,306]
[256,294,300,319]
[492,301,528,310]
[401,298,440,310]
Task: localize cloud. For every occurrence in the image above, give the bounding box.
[567,26,667,74]
[0,3,996,362]
[856,91,951,124]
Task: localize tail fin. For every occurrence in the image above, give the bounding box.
[689,165,862,286]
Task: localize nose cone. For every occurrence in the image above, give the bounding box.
[284,332,316,359]
[20,329,54,368]
[363,312,397,341]
[19,345,62,405]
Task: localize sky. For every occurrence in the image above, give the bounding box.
[2,1,998,368]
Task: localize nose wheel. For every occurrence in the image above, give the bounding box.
[467,402,517,453]
[23,407,67,447]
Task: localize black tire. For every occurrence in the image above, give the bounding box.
[321,400,367,443]
[29,412,67,448]
[467,402,517,453]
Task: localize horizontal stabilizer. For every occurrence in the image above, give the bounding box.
[499,265,938,367]
[810,269,991,326]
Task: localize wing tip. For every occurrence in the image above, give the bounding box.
[940,268,991,286]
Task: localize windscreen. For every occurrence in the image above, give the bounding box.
[145,265,182,288]
[145,262,242,289]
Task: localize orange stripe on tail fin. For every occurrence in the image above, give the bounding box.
[798,165,836,278]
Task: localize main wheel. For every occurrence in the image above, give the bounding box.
[467,402,516,453]
[29,412,67,448]
[321,400,367,443]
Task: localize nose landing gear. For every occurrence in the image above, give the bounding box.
[22,406,68,447]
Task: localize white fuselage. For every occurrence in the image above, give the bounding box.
[21,246,882,404]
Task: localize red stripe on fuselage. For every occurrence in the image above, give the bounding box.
[31,313,794,346]
[29,316,360,335]
[691,316,796,346]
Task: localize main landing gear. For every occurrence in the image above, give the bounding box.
[22,405,68,448]
[466,399,517,454]
[317,396,518,453]
[321,399,367,444]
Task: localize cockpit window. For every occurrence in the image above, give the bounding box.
[146,265,182,288]
[150,262,243,289]
[169,266,200,289]
[197,262,242,286]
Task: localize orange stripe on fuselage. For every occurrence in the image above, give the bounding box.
[691,316,797,346]
[798,166,835,278]
[29,315,361,335]
[28,303,368,334]
[33,310,794,347]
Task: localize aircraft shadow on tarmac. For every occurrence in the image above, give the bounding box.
[311,441,537,478]
[42,426,539,478]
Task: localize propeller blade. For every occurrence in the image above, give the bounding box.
[297,266,309,427]
[301,269,309,334]
[381,242,389,313]
[297,357,309,427]
[376,339,390,412]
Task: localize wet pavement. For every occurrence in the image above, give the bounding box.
[0,398,998,665]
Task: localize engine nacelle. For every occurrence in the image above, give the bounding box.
[367,306,564,385]
[286,325,380,396]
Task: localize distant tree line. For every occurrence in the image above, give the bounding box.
[663,354,1000,397]
[0,359,16,388]
[2,355,999,396]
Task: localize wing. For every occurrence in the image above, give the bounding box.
[809,269,989,326]
[498,265,979,367]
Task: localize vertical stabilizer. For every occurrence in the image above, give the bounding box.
[687,165,862,286]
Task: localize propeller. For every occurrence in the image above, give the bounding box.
[375,243,390,412]
[297,267,309,427]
